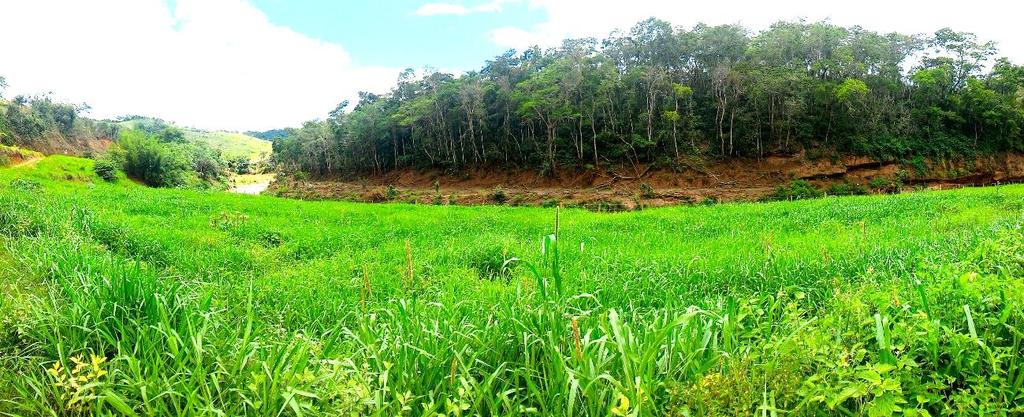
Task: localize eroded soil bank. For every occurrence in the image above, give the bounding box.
[267,152,1024,210]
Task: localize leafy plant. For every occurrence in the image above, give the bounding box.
[93,158,119,182]
[768,180,824,201]
[827,182,868,196]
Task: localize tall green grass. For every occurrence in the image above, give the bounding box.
[1,156,1023,416]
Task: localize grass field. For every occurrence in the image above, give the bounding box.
[1,155,1023,416]
[181,130,272,161]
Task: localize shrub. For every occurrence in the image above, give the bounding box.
[119,130,188,187]
[639,183,656,199]
[189,144,227,182]
[490,186,508,204]
[910,156,928,175]
[826,182,868,196]
[768,180,823,201]
[93,158,119,182]
[227,156,252,175]
[386,185,400,200]
[869,176,903,193]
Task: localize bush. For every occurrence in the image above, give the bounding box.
[228,156,252,175]
[826,182,868,196]
[93,158,119,182]
[189,144,227,182]
[490,186,508,204]
[386,185,400,200]
[119,130,188,187]
[869,175,904,193]
[639,183,656,199]
[768,180,823,201]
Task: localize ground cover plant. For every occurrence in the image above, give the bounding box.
[1,156,1024,416]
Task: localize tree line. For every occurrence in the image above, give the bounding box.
[272,19,1024,177]
[0,79,118,155]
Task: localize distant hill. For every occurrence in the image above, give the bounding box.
[116,117,271,161]
[182,130,272,161]
[245,129,289,141]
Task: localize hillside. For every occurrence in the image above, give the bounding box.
[2,156,1024,415]
[269,151,1024,208]
[117,117,271,161]
[271,20,1024,181]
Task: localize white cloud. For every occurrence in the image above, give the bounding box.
[489,0,1024,64]
[414,3,473,16]
[0,0,399,131]
[414,0,517,17]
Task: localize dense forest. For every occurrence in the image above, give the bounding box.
[272,19,1024,177]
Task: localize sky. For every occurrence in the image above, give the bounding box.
[0,0,1022,132]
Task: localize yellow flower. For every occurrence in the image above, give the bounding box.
[612,393,630,416]
[47,361,62,378]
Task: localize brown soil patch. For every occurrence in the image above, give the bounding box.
[267,153,1024,209]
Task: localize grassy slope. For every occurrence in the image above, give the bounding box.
[181,129,272,160]
[1,155,1023,416]
[118,118,272,160]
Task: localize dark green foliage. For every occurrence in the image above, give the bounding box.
[227,155,252,174]
[118,130,189,187]
[490,186,508,204]
[244,129,289,141]
[827,182,869,196]
[110,128,228,188]
[92,158,119,182]
[272,21,1024,177]
[188,143,226,182]
[769,179,824,201]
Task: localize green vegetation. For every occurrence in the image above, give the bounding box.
[0,144,43,167]
[273,20,1024,177]
[104,128,235,188]
[2,156,1024,416]
[116,116,271,162]
[768,179,825,201]
[0,94,117,155]
[827,181,870,196]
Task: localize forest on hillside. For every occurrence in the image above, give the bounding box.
[0,76,118,155]
[273,19,1024,177]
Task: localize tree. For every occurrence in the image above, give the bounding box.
[265,19,1022,177]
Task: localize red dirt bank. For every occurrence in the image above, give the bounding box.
[267,153,1024,210]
